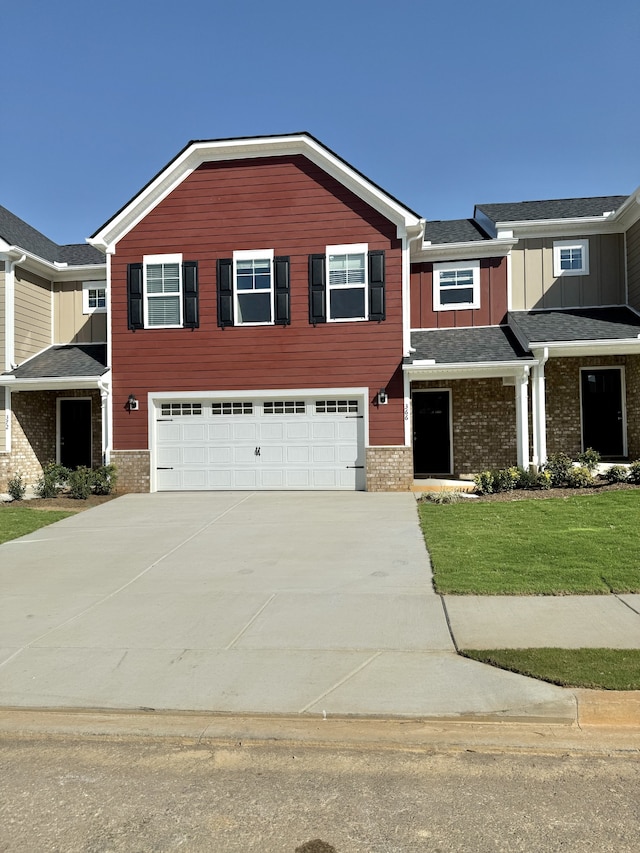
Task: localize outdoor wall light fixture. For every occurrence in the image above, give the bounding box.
[377,388,388,406]
[128,394,139,411]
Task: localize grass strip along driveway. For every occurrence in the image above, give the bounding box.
[418,491,640,595]
[0,506,74,545]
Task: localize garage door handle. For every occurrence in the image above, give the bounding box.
[157,467,174,470]
[255,447,261,456]
[346,465,364,469]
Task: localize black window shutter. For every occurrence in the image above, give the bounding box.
[127,263,144,330]
[182,261,199,328]
[368,250,385,321]
[308,254,326,324]
[216,258,234,327]
[274,256,290,325]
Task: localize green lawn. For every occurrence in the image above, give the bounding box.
[418,491,640,595]
[0,506,74,544]
[463,649,640,690]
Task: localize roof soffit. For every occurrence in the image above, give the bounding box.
[89,135,423,250]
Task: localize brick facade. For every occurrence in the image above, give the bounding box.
[365,446,413,491]
[0,389,102,492]
[110,450,151,493]
[545,354,640,459]
[412,378,517,474]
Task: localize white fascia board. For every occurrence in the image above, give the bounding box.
[412,238,516,263]
[148,386,370,401]
[0,376,106,390]
[611,187,640,229]
[526,338,640,357]
[403,360,535,380]
[88,136,423,251]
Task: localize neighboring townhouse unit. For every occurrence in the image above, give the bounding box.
[3,133,640,494]
[0,206,108,489]
[406,195,640,477]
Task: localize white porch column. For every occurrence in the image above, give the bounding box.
[515,367,530,469]
[531,348,548,468]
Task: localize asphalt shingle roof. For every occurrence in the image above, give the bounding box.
[0,205,104,266]
[5,345,108,379]
[509,308,640,346]
[410,326,531,365]
[476,196,628,224]
[423,219,491,244]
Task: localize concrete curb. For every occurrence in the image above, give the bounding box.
[0,690,638,753]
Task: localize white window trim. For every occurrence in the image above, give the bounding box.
[326,242,368,322]
[233,249,275,326]
[143,253,183,329]
[553,239,589,277]
[433,260,480,311]
[82,281,107,314]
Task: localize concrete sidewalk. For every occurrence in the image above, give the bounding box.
[0,491,638,726]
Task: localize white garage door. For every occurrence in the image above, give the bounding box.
[154,396,365,491]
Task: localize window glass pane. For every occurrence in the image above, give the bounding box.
[147,295,180,325]
[147,263,180,293]
[560,248,582,270]
[440,269,474,287]
[238,292,271,323]
[237,258,271,291]
[329,253,365,285]
[439,288,474,305]
[329,288,366,319]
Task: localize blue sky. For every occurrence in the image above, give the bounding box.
[4,0,639,244]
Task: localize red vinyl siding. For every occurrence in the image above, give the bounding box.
[111,155,405,450]
[410,257,508,329]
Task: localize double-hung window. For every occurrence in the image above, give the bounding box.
[144,254,183,327]
[82,281,106,314]
[233,249,274,325]
[553,239,589,276]
[433,260,480,311]
[327,244,368,321]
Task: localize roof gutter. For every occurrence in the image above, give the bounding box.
[0,375,108,391]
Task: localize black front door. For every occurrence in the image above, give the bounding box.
[59,399,92,469]
[581,368,625,457]
[413,390,451,476]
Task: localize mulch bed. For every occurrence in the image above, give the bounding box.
[472,481,639,502]
[1,494,118,512]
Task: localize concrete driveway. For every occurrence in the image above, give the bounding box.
[0,492,571,720]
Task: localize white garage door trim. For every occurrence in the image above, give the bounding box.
[149,387,369,492]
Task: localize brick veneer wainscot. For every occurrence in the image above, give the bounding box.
[366,446,413,491]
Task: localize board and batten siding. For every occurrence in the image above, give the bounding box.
[626,219,640,312]
[510,234,625,310]
[111,155,405,453]
[14,268,52,363]
[409,257,508,329]
[54,281,107,344]
[0,264,5,370]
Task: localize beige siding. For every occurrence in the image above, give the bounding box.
[626,219,640,311]
[0,391,6,453]
[14,267,52,363]
[0,264,5,373]
[510,233,625,310]
[54,280,107,343]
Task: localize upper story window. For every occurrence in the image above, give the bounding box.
[234,250,274,325]
[433,260,480,311]
[82,281,106,314]
[144,254,183,327]
[553,239,589,277]
[327,244,368,321]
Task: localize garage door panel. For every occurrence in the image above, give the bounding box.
[155,395,365,491]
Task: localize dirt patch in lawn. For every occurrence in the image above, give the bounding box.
[473,482,639,502]
[1,494,118,512]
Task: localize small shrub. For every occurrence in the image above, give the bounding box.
[628,460,640,485]
[535,469,553,490]
[426,489,464,504]
[36,462,69,498]
[473,471,494,495]
[577,447,601,472]
[605,465,629,484]
[544,452,573,486]
[565,465,594,488]
[67,466,93,500]
[493,467,520,492]
[7,472,26,501]
[516,467,538,490]
[91,464,117,495]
